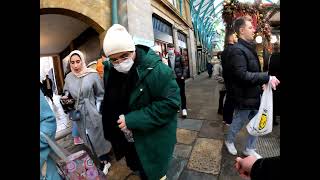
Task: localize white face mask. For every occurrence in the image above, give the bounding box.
[113,58,134,74]
[168,49,174,54]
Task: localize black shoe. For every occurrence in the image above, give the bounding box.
[218,110,223,115]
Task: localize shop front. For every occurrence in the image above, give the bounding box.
[152,15,174,58]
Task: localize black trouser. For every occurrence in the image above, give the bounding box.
[273,90,280,124]
[176,78,187,109]
[218,90,226,113]
[223,93,235,124]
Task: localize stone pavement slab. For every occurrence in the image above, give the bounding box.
[219,120,280,179]
[173,144,193,159]
[107,158,136,180]
[166,156,188,180]
[187,138,223,175]
[176,128,198,145]
[179,169,218,180]
[177,118,203,131]
[199,120,224,140]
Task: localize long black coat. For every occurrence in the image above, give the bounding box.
[268,52,280,116]
[251,156,280,180]
[221,43,235,94]
[227,38,269,109]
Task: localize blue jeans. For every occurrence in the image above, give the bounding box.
[226,109,258,149]
[72,121,80,137]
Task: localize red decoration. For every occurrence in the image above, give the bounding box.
[222,0,278,43]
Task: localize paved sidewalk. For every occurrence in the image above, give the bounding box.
[55,72,280,180]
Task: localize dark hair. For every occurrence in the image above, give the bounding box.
[167,43,174,48]
[233,16,252,35]
[226,31,235,41]
[226,31,235,38]
[99,49,105,57]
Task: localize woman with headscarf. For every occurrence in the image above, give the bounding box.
[61,50,111,174]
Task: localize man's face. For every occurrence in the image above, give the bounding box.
[240,20,255,41]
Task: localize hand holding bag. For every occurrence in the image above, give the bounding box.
[69,78,83,121]
[246,82,273,136]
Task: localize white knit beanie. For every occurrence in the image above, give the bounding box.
[103,24,136,56]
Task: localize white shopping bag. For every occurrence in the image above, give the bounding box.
[246,82,273,136]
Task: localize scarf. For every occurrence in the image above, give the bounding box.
[68,50,97,78]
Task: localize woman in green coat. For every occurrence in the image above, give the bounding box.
[101,24,181,180]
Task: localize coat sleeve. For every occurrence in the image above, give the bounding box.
[40,90,57,167]
[92,73,105,111]
[63,76,70,96]
[250,156,280,180]
[125,64,181,131]
[230,49,269,86]
[40,90,57,140]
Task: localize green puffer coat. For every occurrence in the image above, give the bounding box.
[103,45,181,179]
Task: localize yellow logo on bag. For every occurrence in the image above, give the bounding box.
[258,113,267,130]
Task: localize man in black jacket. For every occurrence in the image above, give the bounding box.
[235,155,280,180]
[224,16,280,159]
[221,31,238,125]
[166,43,188,118]
[42,75,54,103]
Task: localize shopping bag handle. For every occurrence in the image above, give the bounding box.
[40,131,68,162]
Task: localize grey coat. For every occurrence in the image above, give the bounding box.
[213,62,226,91]
[64,72,111,157]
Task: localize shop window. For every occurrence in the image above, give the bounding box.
[152,16,173,36]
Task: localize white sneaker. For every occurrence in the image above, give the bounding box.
[224,141,237,155]
[243,148,262,159]
[102,162,111,175]
[182,109,187,117]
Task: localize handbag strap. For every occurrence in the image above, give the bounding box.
[75,77,83,110]
[40,131,68,162]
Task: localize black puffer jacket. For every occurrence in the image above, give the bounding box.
[251,156,280,180]
[227,38,269,109]
[166,51,187,79]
